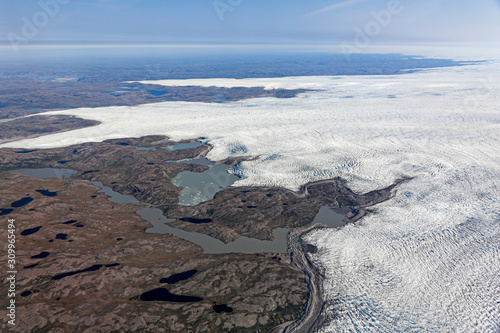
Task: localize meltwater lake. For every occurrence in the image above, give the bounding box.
[11,167,346,254]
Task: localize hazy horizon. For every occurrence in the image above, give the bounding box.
[2,1,499,46]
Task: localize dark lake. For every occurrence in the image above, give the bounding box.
[139,288,203,302]
[36,189,57,197]
[31,251,50,259]
[11,197,33,207]
[160,269,198,284]
[15,150,37,154]
[213,304,233,313]
[21,226,42,236]
[148,90,167,96]
[179,217,212,224]
[0,209,13,216]
[52,264,103,280]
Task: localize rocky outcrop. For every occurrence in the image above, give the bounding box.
[0,173,306,332]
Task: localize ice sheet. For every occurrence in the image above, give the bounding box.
[2,56,499,332]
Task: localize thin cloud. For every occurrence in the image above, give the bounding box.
[306,0,370,18]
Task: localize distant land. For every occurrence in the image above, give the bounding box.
[0,53,474,119]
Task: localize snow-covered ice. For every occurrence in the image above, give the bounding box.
[2,53,499,332]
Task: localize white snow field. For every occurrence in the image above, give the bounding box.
[2,55,499,332]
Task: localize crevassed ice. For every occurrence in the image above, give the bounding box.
[2,56,500,332]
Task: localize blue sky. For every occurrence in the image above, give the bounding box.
[1,0,499,44]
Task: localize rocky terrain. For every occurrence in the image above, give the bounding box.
[0,115,100,144]
[0,135,407,332]
[164,178,406,243]
[0,136,210,206]
[0,78,308,120]
[0,136,406,243]
[0,173,306,332]
[0,53,469,121]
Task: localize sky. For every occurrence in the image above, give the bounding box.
[0,0,499,46]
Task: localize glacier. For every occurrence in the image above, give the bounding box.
[2,53,499,332]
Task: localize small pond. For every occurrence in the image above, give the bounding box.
[134,147,157,151]
[164,142,204,151]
